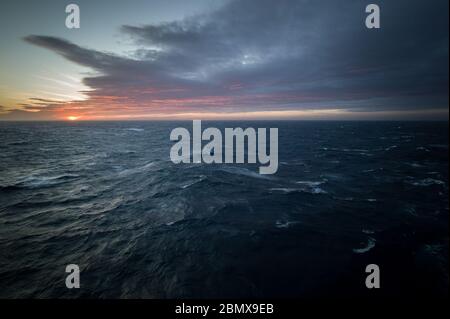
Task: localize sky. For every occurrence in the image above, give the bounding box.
[0,0,448,121]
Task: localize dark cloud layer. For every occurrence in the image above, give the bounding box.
[22,0,450,116]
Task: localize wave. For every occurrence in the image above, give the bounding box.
[307,187,327,194]
[81,197,123,216]
[406,178,446,187]
[118,162,158,177]
[406,162,425,168]
[362,168,384,173]
[353,237,376,254]
[321,147,370,153]
[295,179,328,194]
[385,145,398,151]
[125,128,144,132]
[296,180,326,187]
[269,187,327,195]
[12,173,80,189]
[334,196,355,201]
[333,197,377,202]
[219,166,272,180]
[321,147,368,152]
[269,188,300,194]
[275,220,299,229]
[181,175,207,189]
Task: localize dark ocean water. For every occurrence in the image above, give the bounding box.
[0,121,448,298]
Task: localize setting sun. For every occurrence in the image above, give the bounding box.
[67,116,80,121]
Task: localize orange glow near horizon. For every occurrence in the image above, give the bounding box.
[25,107,447,122]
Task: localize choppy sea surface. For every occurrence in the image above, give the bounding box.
[0,121,448,298]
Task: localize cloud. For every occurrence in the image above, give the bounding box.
[8,0,450,119]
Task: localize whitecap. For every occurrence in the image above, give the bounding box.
[353,237,376,254]
[296,180,325,187]
[406,162,424,168]
[407,178,445,187]
[322,147,369,153]
[295,180,328,194]
[220,166,272,180]
[125,128,144,132]
[269,187,327,195]
[362,168,384,173]
[309,187,327,194]
[275,220,299,229]
[269,188,299,194]
[181,175,207,189]
[334,196,354,201]
[404,206,418,216]
[118,162,157,177]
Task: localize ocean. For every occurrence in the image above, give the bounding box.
[0,121,448,298]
